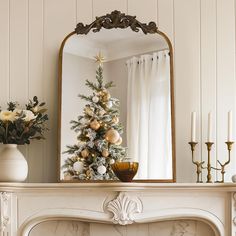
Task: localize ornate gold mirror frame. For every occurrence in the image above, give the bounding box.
[58,10,176,182]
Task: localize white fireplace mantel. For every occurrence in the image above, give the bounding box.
[1,182,236,236]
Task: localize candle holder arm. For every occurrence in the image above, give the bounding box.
[215,141,234,183]
[189,142,204,183]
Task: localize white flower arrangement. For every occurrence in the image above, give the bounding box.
[0,96,48,145]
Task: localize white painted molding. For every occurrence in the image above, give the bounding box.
[18,206,223,235]
[18,209,110,236]
[135,208,222,236]
[106,192,142,225]
[0,183,233,235]
[1,182,236,191]
[232,192,236,229]
[0,192,11,233]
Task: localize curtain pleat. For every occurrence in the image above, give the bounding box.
[126,50,172,179]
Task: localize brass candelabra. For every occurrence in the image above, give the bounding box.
[189,141,234,183]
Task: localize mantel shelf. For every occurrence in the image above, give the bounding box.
[0,182,236,192]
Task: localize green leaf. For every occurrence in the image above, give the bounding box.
[37,108,47,114]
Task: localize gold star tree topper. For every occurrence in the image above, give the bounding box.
[94,52,105,66]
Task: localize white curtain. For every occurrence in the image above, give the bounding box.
[126,50,172,179]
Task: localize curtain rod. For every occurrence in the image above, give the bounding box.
[125,49,170,65]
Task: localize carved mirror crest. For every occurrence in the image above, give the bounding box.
[58,10,176,182]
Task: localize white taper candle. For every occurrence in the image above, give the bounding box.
[191,112,196,142]
[228,110,232,141]
[207,112,212,142]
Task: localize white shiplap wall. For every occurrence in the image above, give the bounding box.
[0,0,235,183]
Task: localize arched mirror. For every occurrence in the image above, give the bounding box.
[58,10,176,182]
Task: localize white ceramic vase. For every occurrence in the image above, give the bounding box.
[0,144,28,182]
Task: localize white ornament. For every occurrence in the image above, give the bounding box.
[97,165,106,175]
[232,175,236,183]
[92,96,99,103]
[73,161,84,172]
[107,101,113,108]
[109,159,115,165]
[106,192,142,225]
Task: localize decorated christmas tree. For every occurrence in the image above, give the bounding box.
[63,53,126,180]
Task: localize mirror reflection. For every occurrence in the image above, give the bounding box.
[59,15,175,181]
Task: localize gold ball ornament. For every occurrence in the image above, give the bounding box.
[115,137,122,145]
[81,149,89,158]
[105,129,120,144]
[102,149,109,158]
[90,119,101,130]
[99,89,107,97]
[103,93,111,102]
[64,173,73,180]
[86,169,91,177]
[84,106,93,116]
[112,116,119,124]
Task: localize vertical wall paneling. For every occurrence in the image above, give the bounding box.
[9,0,29,177]
[200,0,217,182]
[43,0,76,182]
[0,0,10,104]
[0,0,10,161]
[216,0,236,182]
[9,0,29,103]
[93,0,127,17]
[76,0,93,23]
[127,0,157,22]
[28,0,44,182]
[174,0,201,182]
[157,0,174,44]
[0,0,235,182]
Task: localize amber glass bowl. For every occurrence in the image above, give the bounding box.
[111,161,139,182]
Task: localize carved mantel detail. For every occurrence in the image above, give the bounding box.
[105,192,142,225]
[232,193,236,226]
[0,192,11,233]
